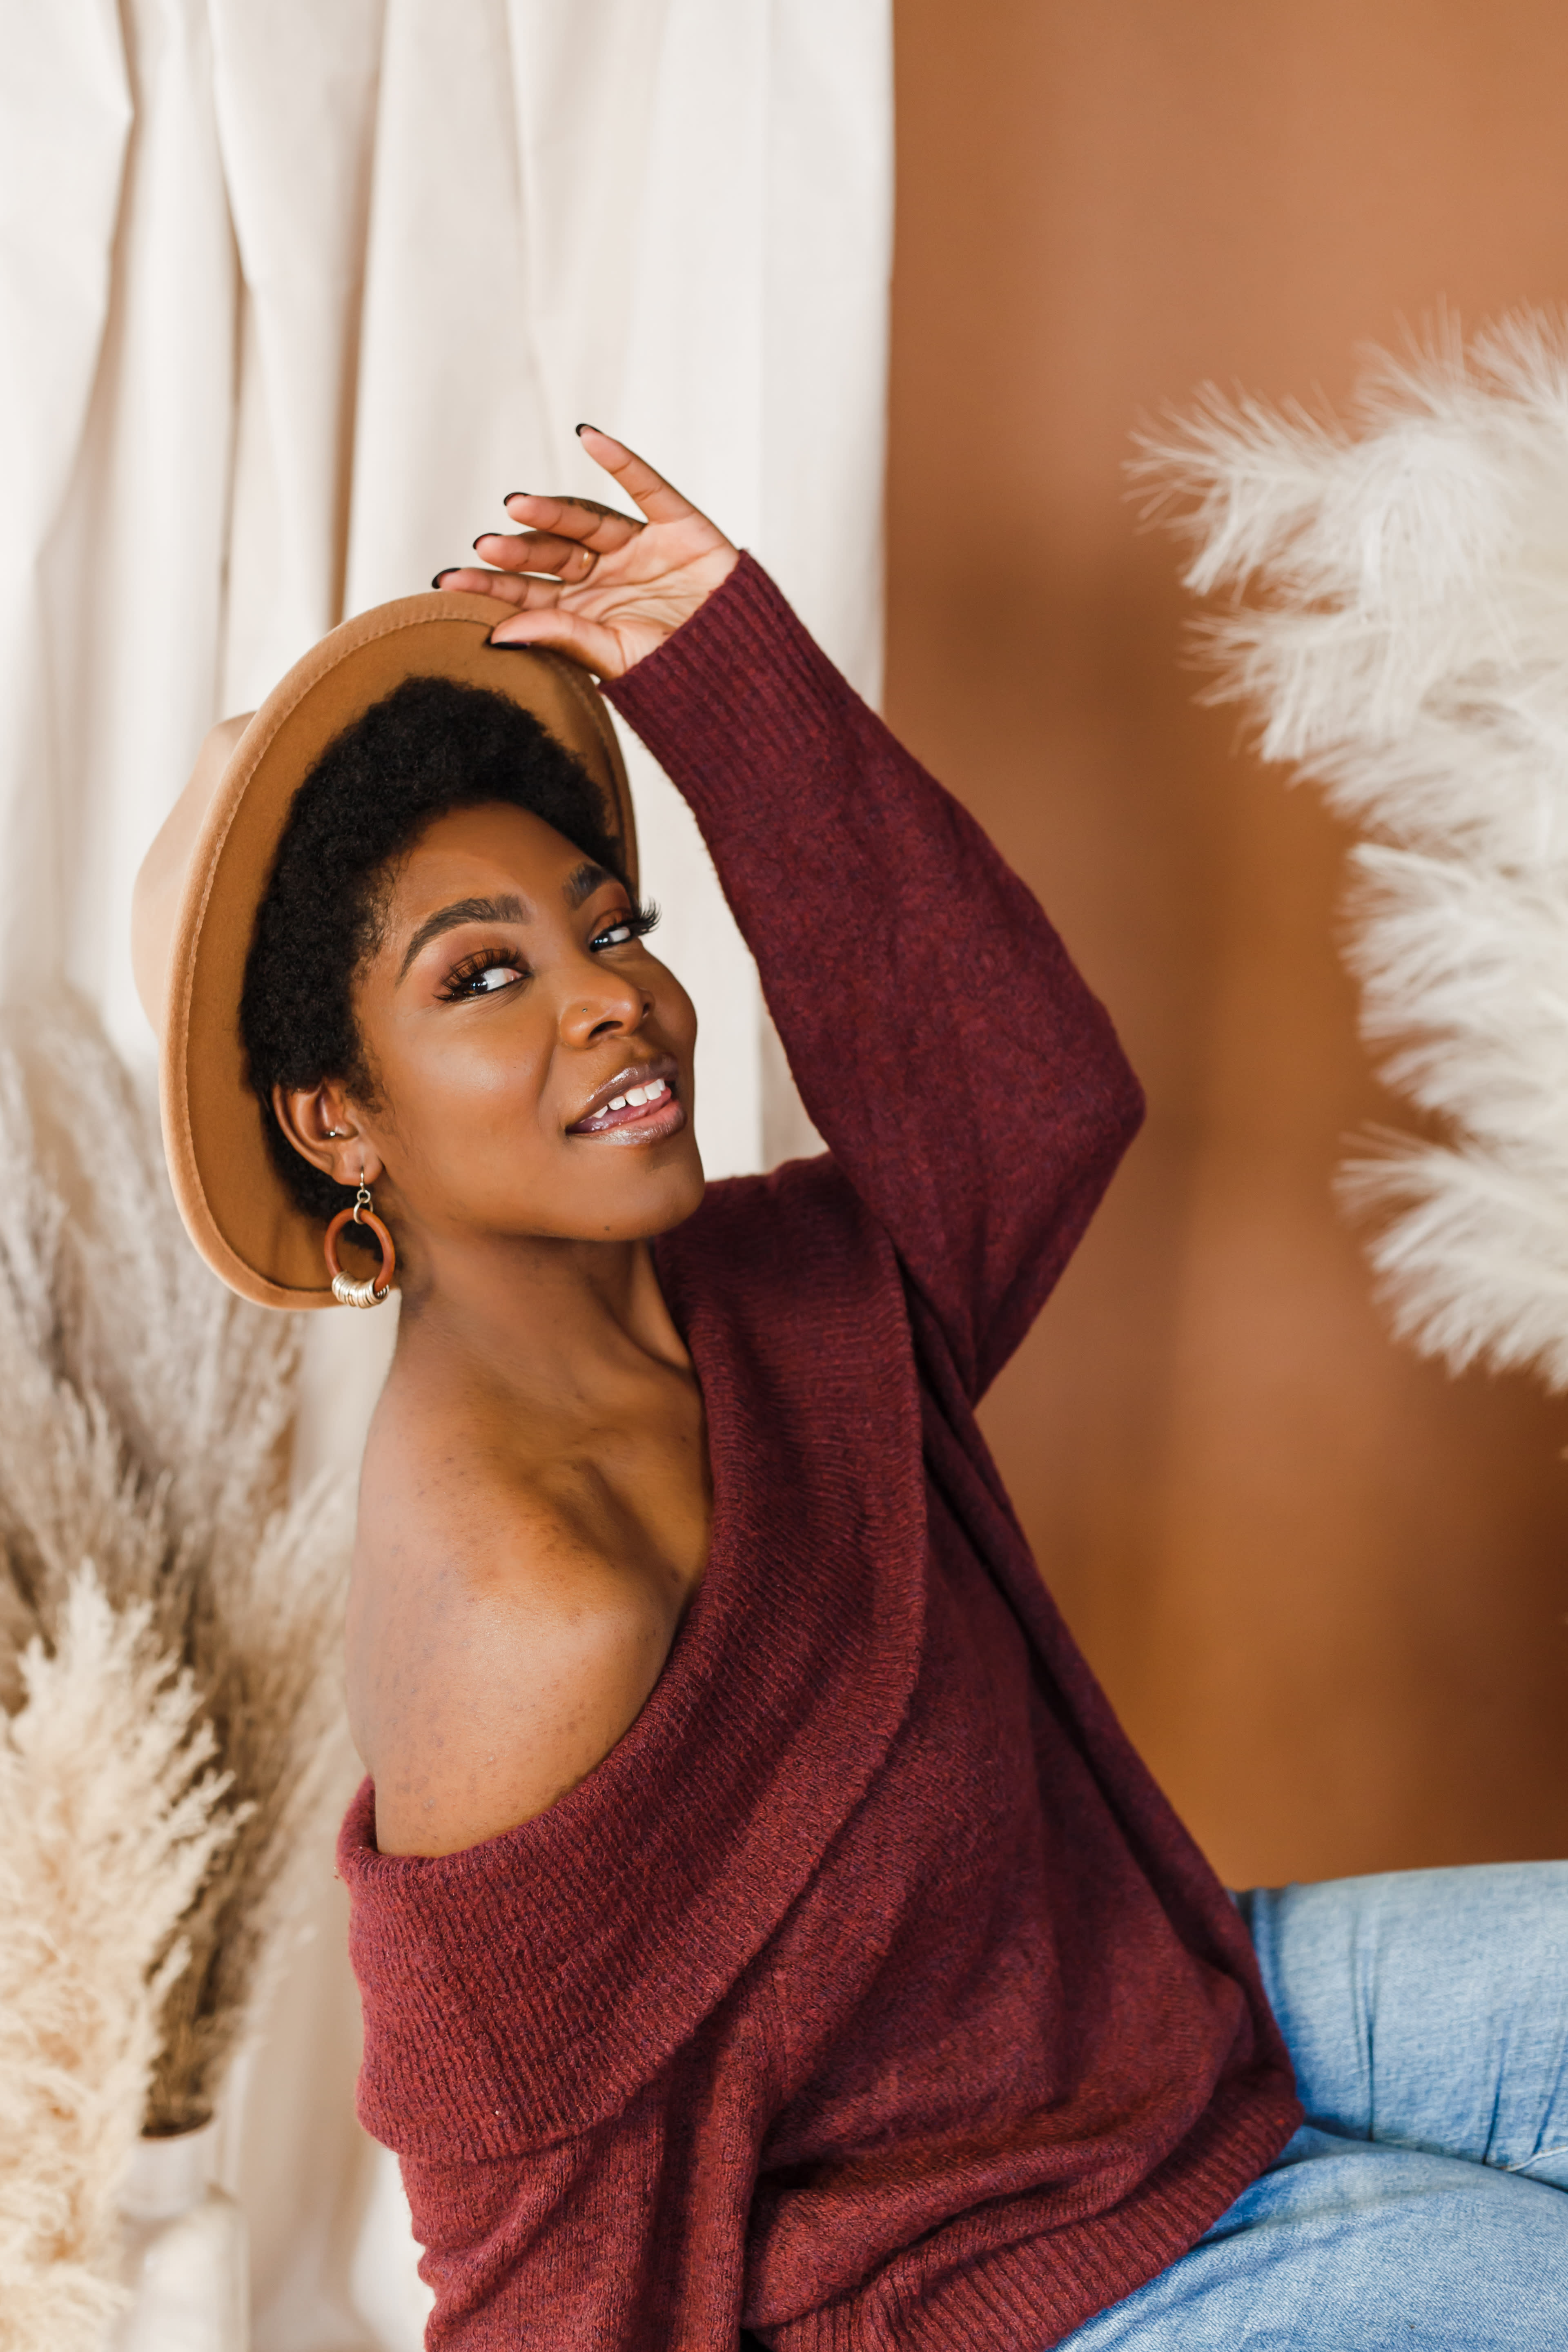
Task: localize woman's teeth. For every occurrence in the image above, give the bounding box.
[604,1077,668,1113]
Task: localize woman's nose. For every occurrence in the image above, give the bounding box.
[559,961,649,1047]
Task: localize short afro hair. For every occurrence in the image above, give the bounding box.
[240,672,625,1232]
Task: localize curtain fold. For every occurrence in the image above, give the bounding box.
[0,4,891,2340]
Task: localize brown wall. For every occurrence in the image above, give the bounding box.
[886,0,1568,1886]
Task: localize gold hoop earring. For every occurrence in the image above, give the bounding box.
[323,1175,396,1309]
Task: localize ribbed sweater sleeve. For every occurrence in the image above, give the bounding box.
[604,555,1144,1400]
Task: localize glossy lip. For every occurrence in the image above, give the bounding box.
[566,1054,684,1142]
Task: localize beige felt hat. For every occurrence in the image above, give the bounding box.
[132,592,637,1312]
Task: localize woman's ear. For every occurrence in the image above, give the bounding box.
[272,1082,384,1190]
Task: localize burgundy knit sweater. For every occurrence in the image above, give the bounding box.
[337,557,1300,2350]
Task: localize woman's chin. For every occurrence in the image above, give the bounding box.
[557,1149,707,1243]
[632,1156,708,1238]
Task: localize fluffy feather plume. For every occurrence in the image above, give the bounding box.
[1133,310,1568,1390]
[0,996,352,2316]
[0,1574,237,2351]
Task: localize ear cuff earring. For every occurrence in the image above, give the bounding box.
[324,1174,396,1309]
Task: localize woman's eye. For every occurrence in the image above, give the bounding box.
[445,955,526,999]
[588,901,659,953]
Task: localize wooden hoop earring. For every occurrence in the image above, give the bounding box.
[324,1177,396,1309]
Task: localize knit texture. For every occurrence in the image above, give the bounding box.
[337,558,1301,2348]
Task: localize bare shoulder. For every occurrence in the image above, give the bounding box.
[347,1388,686,1859]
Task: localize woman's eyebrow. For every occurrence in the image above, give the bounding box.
[397,893,532,982]
[563,861,614,908]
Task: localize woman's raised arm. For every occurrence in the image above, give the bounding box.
[441,440,1144,1401]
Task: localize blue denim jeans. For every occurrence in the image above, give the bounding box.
[1061,1862,1568,2347]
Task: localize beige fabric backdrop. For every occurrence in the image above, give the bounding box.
[0,2,891,2341]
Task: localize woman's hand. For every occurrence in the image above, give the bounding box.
[434,428,739,679]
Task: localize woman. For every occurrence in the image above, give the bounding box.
[136,433,1568,2346]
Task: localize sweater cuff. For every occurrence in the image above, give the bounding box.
[601,552,858,798]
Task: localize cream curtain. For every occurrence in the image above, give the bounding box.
[0,2,892,2341]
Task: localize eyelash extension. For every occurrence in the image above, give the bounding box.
[597,900,661,944]
[438,944,532,1001]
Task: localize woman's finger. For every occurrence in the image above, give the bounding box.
[487,606,626,679]
[501,490,643,555]
[576,427,704,528]
[472,528,598,581]
[432,566,562,612]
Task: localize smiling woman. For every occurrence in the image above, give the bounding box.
[128,432,1568,2351]
[232,664,710,1854]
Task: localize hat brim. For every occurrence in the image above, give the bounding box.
[146,593,637,1311]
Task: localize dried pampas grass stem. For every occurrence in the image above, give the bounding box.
[0,1572,237,2350]
[0,995,352,2319]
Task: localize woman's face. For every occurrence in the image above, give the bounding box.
[321,801,703,1260]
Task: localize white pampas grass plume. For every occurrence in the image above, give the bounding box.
[0,1570,238,2350]
[0,996,352,2132]
[1134,310,1568,1391]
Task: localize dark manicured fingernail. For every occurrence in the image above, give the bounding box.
[503,490,526,503]
[575,421,599,437]
[431,569,457,588]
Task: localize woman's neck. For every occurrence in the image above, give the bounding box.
[389,1229,690,1425]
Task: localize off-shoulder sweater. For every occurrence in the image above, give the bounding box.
[337,557,1301,2350]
